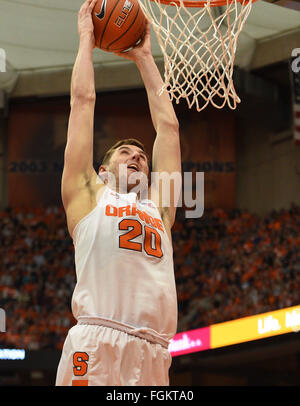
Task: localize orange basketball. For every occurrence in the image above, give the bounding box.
[92,0,146,52]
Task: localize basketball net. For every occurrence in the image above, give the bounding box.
[138,0,257,111]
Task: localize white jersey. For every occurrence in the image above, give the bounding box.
[71,186,178,343]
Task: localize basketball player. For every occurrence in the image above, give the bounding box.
[56,0,181,386]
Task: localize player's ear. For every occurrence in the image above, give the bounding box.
[98,165,108,184]
[98,165,107,174]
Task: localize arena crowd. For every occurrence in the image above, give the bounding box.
[0,203,300,350]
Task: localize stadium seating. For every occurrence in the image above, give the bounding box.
[1,204,300,350]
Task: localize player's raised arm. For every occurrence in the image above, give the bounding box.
[62,0,98,210]
[114,21,181,230]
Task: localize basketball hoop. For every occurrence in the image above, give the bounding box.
[138,0,258,111]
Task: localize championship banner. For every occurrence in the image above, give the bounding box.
[7,91,236,210]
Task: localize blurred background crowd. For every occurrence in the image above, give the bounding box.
[0,203,300,350]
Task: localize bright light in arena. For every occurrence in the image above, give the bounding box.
[0,349,26,360]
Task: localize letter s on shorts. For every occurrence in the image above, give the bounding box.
[73,352,89,376]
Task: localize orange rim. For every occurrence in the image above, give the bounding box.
[148,0,258,7]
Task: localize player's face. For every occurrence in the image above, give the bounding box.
[114,145,148,171]
[103,145,149,191]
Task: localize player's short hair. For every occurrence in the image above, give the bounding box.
[101,138,149,166]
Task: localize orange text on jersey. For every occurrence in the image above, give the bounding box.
[105,203,164,232]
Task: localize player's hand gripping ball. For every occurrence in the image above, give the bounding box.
[92,0,146,52]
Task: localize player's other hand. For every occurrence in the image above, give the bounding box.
[114,20,152,63]
[78,0,98,47]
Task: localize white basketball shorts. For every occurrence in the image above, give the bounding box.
[55,320,172,386]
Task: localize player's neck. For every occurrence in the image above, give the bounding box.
[107,181,149,200]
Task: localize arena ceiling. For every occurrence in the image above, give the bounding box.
[0,0,299,98]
